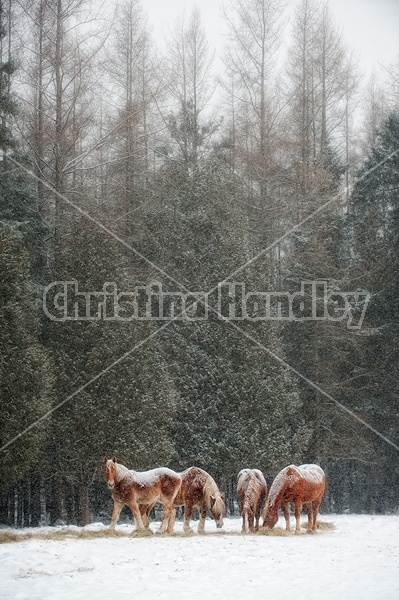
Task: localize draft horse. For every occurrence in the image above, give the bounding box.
[237,468,267,534]
[104,456,181,534]
[262,463,326,534]
[140,466,225,534]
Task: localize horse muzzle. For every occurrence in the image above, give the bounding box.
[107,482,115,490]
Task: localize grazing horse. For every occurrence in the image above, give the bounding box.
[140,467,225,534]
[104,456,181,534]
[237,469,267,534]
[262,464,326,534]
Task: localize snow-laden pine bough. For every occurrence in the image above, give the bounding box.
[262,464,326,534]
[104,456,181,534]
[237,468,268,534]
[140,466,226,534]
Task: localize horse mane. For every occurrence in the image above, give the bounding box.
[203,472,224,513]
[266,465,299,510]
[114,461,130,483]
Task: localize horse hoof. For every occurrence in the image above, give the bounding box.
[183,527,194,535]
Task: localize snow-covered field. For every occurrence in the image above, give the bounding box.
[1,514,398,600]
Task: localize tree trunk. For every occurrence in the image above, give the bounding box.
[54,0,64,247]
[50,475,63,524]
[79,481,90,526]
[30,475,42,527]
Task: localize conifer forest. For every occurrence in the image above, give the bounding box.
[0,0,398,526]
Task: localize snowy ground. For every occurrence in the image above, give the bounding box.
[1,514,398,600]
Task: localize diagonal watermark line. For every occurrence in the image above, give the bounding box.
[3,154,194,456]
[209,147,399,288]
[8,143,398,307]
[6,155,192,296]
[2,146,398,454]
[0,320,173,453]
[219,316,399,453]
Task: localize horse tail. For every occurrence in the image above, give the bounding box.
[244,473,261,508]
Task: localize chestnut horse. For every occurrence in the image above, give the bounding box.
[262,464,325,534]
[140,467,225,533]
[104,456,181,534]
[237,469,267,533]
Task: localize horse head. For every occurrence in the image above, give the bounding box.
[263,504,278,529]
[104,455,117,489]
[210,491,225,529]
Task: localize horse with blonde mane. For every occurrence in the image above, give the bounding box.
[262,464,325,534]
[104,456,181,534]
[140,466,225,533]
[237,468,267,534]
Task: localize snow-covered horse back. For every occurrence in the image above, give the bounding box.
[140,466,225,533]
[104,456,181,534]
[263,464,325,534]
[237,469,267,533]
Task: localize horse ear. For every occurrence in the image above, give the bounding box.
[112,456,117,463]
[210,495,216,507]
[104,456,108,464]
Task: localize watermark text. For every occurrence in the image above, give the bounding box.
[43,280,370,329]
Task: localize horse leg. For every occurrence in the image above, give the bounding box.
[167,505,176,534]
[168,502,176,533]
[183,502,194,534]
[255,495,264,531]
[129,499,145,532]
[239,502,245,533]
[198,502,207,534]
[157,501,174,534]
[248,508,255,532]
[243,509,249,534]
[294,501,302,534]
[145,504,154,530]
[304,503,313,533]
[282,502,290,532]
[109,500,124,530]
[140,503,154,530]
[311,496,322,532]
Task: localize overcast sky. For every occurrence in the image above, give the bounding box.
[143,0,399,78]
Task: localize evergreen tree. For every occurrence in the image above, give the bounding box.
[347,112,399,512]
[279,136,378,509]
[132,108,311,503]
[0,230,53,490]
[0,1,52,523]
[43,218,177,524]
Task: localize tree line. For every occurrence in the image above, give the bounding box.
[0,0,398,526]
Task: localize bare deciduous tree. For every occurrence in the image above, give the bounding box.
[162,7,215,171]
[17,0,106,242]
